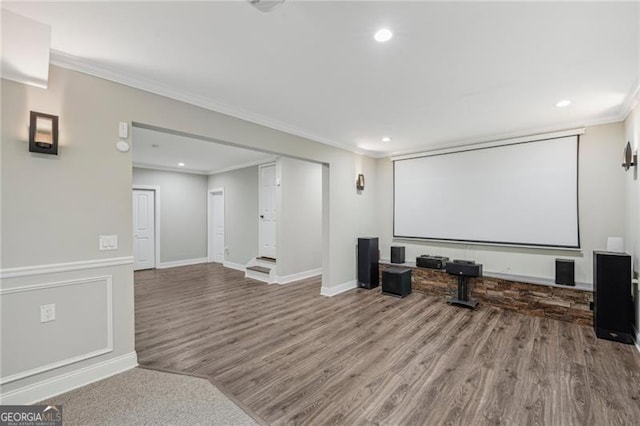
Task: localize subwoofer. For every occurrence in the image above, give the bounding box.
[358,237,379,289]
[593,251,633,344]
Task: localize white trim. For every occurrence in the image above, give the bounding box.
[132,185,161,270]
[0,352,138,405]
[391,128,586,161]
[133,162,208,175]
[320,280,358,297]
[207,158,277,176]
[276,268,322,285]
[620,78,640,121]
[207,188,225,263]
[49,50,366,157]
[223,261,246,272]
[0,276,113,385]
[157,257,208,269]
[633,324,640,356]
[0,257,133,280]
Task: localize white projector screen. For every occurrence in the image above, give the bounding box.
[394,136,579,248]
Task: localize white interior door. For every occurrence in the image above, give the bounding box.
[259,164,277,259]
[133,189,155,271]
[209,191,225,263]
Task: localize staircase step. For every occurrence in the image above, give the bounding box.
[247,265,271,274]
[257,256,276,263]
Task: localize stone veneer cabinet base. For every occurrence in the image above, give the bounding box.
[380,263,593,326]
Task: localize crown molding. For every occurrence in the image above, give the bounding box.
[132,162,209,175]
[620,78,640,121]
[49,50,368,157]
[207,157,277,176]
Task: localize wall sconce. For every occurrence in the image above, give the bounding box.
[29,111,59,155]
[622,141,636,171]
[356,173,365,191]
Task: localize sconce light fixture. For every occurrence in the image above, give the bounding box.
[29,111,58,155]
[622,141,636,171]
[356,173,365,191]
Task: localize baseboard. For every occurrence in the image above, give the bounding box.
[276,268,322,284]
[157,257,208,269]
[0,352,138,405]
[320,280,357,297]
[223,261,246,272]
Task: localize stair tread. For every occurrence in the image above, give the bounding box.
[247,265,271,274]
[257,256,277,263]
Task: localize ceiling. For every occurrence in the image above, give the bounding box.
[3,1,639,157]
[132,126,275,175]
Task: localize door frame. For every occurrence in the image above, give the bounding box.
[132,185,161,269]
[207,187,225,263]
[258,162,277,258]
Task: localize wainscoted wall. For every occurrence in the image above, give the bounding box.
[380,263,593,325]
[0,260,136,404]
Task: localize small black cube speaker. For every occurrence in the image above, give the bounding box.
[555,259,575,286]
[382,267,411,298]
[390,246,405,264]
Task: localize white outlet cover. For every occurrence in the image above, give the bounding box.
[40,304,55,323]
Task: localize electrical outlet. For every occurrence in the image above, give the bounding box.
[40,304,56,323]
[99,235,118,251]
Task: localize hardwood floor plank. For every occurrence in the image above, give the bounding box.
[135,263,640,425]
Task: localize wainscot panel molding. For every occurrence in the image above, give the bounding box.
[0,256,133,279]
[320,280,357,297]
[276,268,322,285]
[157,257,208,269]
[0,276,114,385]
[0,352,137,405]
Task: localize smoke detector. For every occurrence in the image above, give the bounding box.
[249,0,285,12]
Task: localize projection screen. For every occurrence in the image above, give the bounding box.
[393,136,579,248]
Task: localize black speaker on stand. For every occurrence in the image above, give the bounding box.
[593,251,633,344]
[358,237,379,289]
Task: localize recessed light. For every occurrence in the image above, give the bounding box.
[555,100,571,108]
[374,28,393,43]
[382,136,392,143]
[178,162,185,167]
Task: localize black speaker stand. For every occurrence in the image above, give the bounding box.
[447,276,478,309]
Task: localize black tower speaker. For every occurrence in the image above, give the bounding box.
[382,267,412,298]
[390,246,405,264]
[358,237,379,289]
[555,259,575,286]
[593,251,633,344]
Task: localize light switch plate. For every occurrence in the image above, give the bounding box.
[40,304,55,323]
[99,235,118,251]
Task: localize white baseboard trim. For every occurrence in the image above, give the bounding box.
[320,280,358,297]
[0,352,138,405]
[223,261,246,272]
[276,268,322,285]
[0,257,133,279]
[633,325,640,355]
[157,257,208,269]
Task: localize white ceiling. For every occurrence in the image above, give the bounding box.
[132,126,274,175]
[3,1,639,157]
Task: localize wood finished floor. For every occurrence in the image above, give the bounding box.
[135,263,640,425]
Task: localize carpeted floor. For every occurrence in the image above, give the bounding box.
[39,368,258,425]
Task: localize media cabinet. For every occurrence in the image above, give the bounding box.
[379,260,593,325]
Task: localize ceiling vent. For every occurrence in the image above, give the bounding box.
[249,0,285,13]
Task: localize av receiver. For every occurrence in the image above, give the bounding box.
[416,255,450,270]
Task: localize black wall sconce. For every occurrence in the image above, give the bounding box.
[356,173,365,190]
[622,141,636,171]
[29,111,59,155]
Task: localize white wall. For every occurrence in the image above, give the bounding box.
[132,168,208,264]
[207,166,259,266]
[624,101,640,340]
[376,122,626,284]
[0,65,378,403]
[277,157,323,277]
